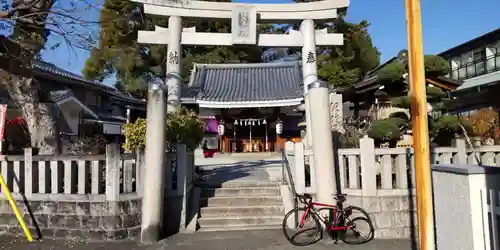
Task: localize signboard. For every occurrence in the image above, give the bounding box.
[103,123,123,135]
[231,6,257,45]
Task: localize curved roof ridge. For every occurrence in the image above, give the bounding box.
[194,61,300,69]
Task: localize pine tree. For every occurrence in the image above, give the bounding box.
[83,0,265,99]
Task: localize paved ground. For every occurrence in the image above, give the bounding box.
[196,153,284,183]
[1,230,416,250]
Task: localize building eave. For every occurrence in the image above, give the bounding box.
[438,28,500,58]
[184,97,304,108]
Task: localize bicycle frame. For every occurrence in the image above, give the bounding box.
[299,201,352,232]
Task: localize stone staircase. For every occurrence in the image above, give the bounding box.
[197,181,284,232]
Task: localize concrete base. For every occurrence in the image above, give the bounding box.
[141,225,161,244]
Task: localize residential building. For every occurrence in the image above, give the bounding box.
[0,36,145,153]
[439,28,500,113]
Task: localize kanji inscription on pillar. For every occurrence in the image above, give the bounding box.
[231,6,257,45]
[168,51,180,65]
[329,93,344,133]
[306,52,315,64]
[237,12,249,37]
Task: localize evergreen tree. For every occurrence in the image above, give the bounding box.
[84,0,382,95]
[83,0,266,98]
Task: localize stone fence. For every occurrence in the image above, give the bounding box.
[0,144,195,241]
[284,137,500,239]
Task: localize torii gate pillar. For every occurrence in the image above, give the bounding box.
[133,0,349,243]
[301,19,336,207]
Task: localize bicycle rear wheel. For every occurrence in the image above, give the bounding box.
[341,216,374,244]
[282,208,321,246]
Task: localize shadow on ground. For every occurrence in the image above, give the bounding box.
[2,230,415,250]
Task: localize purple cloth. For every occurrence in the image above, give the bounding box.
[204,119,219,133]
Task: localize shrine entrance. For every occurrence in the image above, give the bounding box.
[219,108,301,153]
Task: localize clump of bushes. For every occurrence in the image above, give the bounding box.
[123,107,205,152]
[367,118,402,146]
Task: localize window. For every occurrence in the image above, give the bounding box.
[450,57,460,70]
[459,67,467,79]
[460,52,473,66]
[495,41,500,55]
[473,49,486,62]
[85,91,97,106]
[451,58,460,70]
[85,91,102,107]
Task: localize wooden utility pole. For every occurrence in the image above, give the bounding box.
[405,0,435,249]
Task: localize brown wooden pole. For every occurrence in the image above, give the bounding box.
[405,0,435,249]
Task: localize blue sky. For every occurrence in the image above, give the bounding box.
[41,0,500,85]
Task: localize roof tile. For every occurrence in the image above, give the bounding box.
[186,62,303,102]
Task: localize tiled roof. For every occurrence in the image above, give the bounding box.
[33,61,143,104]
[33,61,101,87]
[185,62,303,102]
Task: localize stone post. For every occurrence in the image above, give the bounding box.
[136,148,145,197]
[24,148,32,195]
[308,82,337,205]
[166,15,183,113]
[359,136,377,196]
[141,86,167,243]
[453,138,467,164]
[105,144,120,202]
[176,144,188,229]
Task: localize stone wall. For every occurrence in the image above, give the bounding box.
[0,198,142,241]
[346,195,417,239]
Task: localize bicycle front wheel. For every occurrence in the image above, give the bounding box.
[282,208,321,246]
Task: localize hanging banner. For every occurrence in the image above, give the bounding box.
[0,105,7,155]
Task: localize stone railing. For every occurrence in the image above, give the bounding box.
[0,144,195,241]
[287,137,500,197]
[285,137,500,239]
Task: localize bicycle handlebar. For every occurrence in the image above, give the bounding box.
[296,193,348,205]
[297,194,312,204]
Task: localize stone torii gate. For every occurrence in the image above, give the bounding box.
[132,0,349,243]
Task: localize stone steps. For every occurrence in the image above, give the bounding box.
[197,181,284,232]
[197,224,282,232]
[199,181,282,189]
[198,215,283,228]
[202,187,281,197]
[200,196,283,207]
[200,205,284,218]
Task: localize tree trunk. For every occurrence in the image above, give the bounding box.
[0,69,59,155]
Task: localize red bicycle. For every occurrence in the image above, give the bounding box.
[282,193,374,246]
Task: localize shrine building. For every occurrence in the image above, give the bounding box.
[181,62,304,153]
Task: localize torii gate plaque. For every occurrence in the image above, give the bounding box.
[132,0,349,243]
